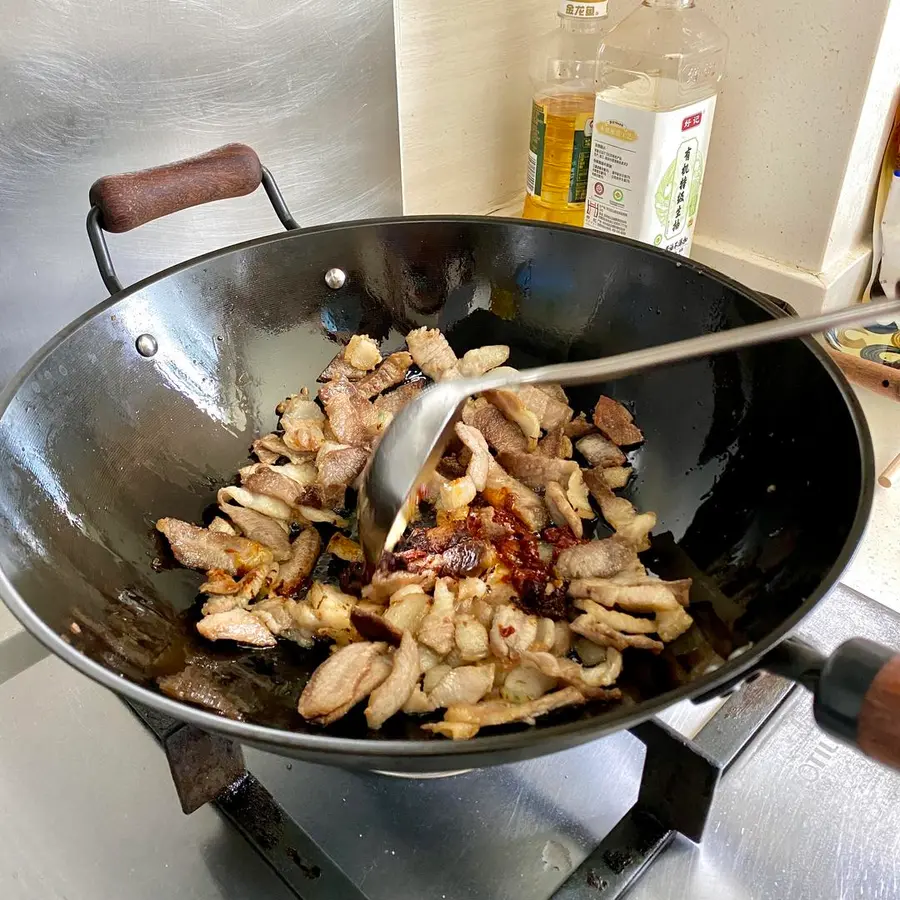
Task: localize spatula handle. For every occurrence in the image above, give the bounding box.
[470,298,900,393]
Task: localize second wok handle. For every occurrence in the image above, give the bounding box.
[815,639,900,770]
[87,143,299,294]
[471,297,900,393]
[90,143,264,233]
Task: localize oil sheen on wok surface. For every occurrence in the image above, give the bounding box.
[0,220,864,744]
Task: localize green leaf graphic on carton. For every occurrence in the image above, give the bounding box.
[688,151,704,218]
[655,157,677,226]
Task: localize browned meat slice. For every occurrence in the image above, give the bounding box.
[570,614,664,653]
[297,641,389,724]
[344,334,382,370]
[219,504,292,561]
[554,537,637,580]
[156,518,272,576]
[208,516,237,535]
[439,475,477,511]
[461,397,528,454]
[455,422,491,491]
[197,608,277,647]
[428,664,495,707]
[601,467,632,490]
[272,527,322,597]
[489,605,539,659]
[279,389,326,452]
[218,485,293,522]
[351,607,403,645]
[365,631,420,728]
[390,526,491,580]
[573,597,658,633]
[158,666,247,719]
[318,351,366,382]
[483,459,549,531]
[517,386,573,430]
[569,578,690,612]
[545,482,583,538]
[520,650,623,699]
[454,615,490,661]
[576,433,627,468]
[582,468,656,550]
[417,578,457,655]
[200,563,277,605]
[655,606,694,641]
[458,345,510,377]
[317,444,369,486]
[536,426,572,460]
[495,452,578,491]
[406,327,458,379]
[421,721,481,740]
[444,686,585,727]
[483,389,541,440]
[364,569,436,602]
[592,395,644,446]
[326,533,364,563]
[243,468,303,506]
[466,506,515,541]
[317,335,382,382]
[318,376,377,446]
[356,351,413,399]
[252,433,310,465]
[299,483,348,510]
[563,413,594,439]
[373,380,425,420]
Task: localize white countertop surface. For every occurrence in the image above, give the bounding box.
[843,386,900,613]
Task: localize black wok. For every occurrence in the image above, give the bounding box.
[1,144,898,774]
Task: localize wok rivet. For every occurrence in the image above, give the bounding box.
[135,333,158,357]
[325,267,347,290]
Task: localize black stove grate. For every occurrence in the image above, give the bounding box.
[128,672,792,900]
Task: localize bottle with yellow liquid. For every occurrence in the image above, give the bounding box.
[522,2,609,227]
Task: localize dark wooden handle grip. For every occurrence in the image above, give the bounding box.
[89,143,262,233]
[814,638,900,771]
[858,654,900,769]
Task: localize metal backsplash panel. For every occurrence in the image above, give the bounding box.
[0,0,402,387]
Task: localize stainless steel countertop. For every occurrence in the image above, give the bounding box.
[1,584,897,900]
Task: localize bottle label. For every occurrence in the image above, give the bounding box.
[558,1,608,17]
[583,95,717,256]
[526,100,593,204]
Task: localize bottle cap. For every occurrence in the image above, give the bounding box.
[558,1,608,17]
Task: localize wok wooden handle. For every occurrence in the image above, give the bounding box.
[89,143,262,233]
[814,638,900,770]
[858,654,900,768]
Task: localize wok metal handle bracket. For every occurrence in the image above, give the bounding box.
[86,144,299,295]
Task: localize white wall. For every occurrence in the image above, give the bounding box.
[395,0,900,313]
[394,0,556,216]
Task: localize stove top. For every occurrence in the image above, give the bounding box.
[1,583,898,900]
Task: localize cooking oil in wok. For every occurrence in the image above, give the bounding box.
[521,3,608,227]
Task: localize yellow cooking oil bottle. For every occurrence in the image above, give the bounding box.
[521,2,609,227]
[583,0,727,255]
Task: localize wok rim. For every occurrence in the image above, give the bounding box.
[0,215,875,762]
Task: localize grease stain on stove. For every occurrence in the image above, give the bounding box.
[586,868,609,891]
[286,846,321,880]
[541,839,572,873]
